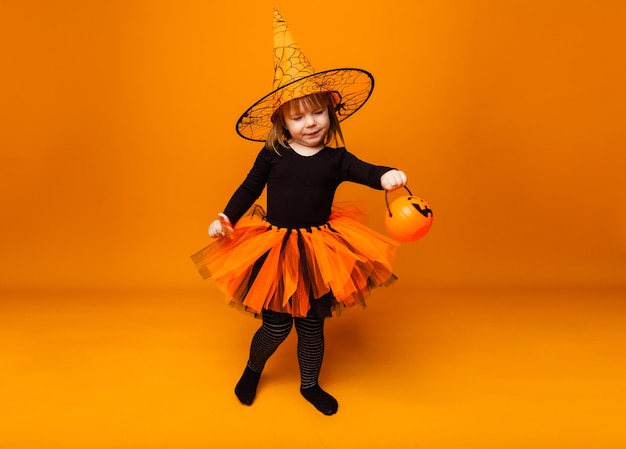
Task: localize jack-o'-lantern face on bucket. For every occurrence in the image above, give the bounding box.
[384,193,433,242]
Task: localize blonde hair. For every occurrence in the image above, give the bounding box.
[265,92,345,154]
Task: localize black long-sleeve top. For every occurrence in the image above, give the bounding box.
[223,146,393,228]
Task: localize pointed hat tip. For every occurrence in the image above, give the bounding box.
[273,8,284,23]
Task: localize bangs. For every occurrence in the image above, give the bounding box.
[284,92,331,115]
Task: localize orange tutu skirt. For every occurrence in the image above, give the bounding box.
[191,205,399,318]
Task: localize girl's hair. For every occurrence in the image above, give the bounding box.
[265,92,345,154]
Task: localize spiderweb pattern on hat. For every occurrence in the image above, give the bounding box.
[236,9,374,142]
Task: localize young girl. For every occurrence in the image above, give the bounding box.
[191,10,407,416]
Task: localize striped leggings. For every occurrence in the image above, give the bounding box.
[247,309,324,389]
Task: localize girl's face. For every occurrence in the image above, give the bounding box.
[282,102,330,150]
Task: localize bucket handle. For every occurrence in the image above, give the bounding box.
[385,185,413,218]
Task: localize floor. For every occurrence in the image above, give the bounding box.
[1,285,625,449]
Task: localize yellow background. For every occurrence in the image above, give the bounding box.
[1,1,625,448]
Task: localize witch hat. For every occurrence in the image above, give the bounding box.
[236,8,374,142]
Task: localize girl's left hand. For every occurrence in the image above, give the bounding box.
[381,169,408,191]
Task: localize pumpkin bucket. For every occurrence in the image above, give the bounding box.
[384,186,433,242]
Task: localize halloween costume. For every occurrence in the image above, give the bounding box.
[191,9,403,415]
[192,9,399,319]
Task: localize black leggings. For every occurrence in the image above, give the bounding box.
[247,309,325,389]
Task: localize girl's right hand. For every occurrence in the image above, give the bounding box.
[208,219,225,238]
[208,213,234,239]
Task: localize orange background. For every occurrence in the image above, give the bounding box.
[2,0,624,291]
[1,1,625,448]
[0,1,626,289]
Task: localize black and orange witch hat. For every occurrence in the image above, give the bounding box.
[236,9,375,142]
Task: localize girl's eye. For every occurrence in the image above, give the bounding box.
[314,109,324,115]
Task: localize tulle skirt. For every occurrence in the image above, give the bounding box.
[191,205,399,318]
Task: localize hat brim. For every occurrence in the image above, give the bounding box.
[236,68,374,142]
